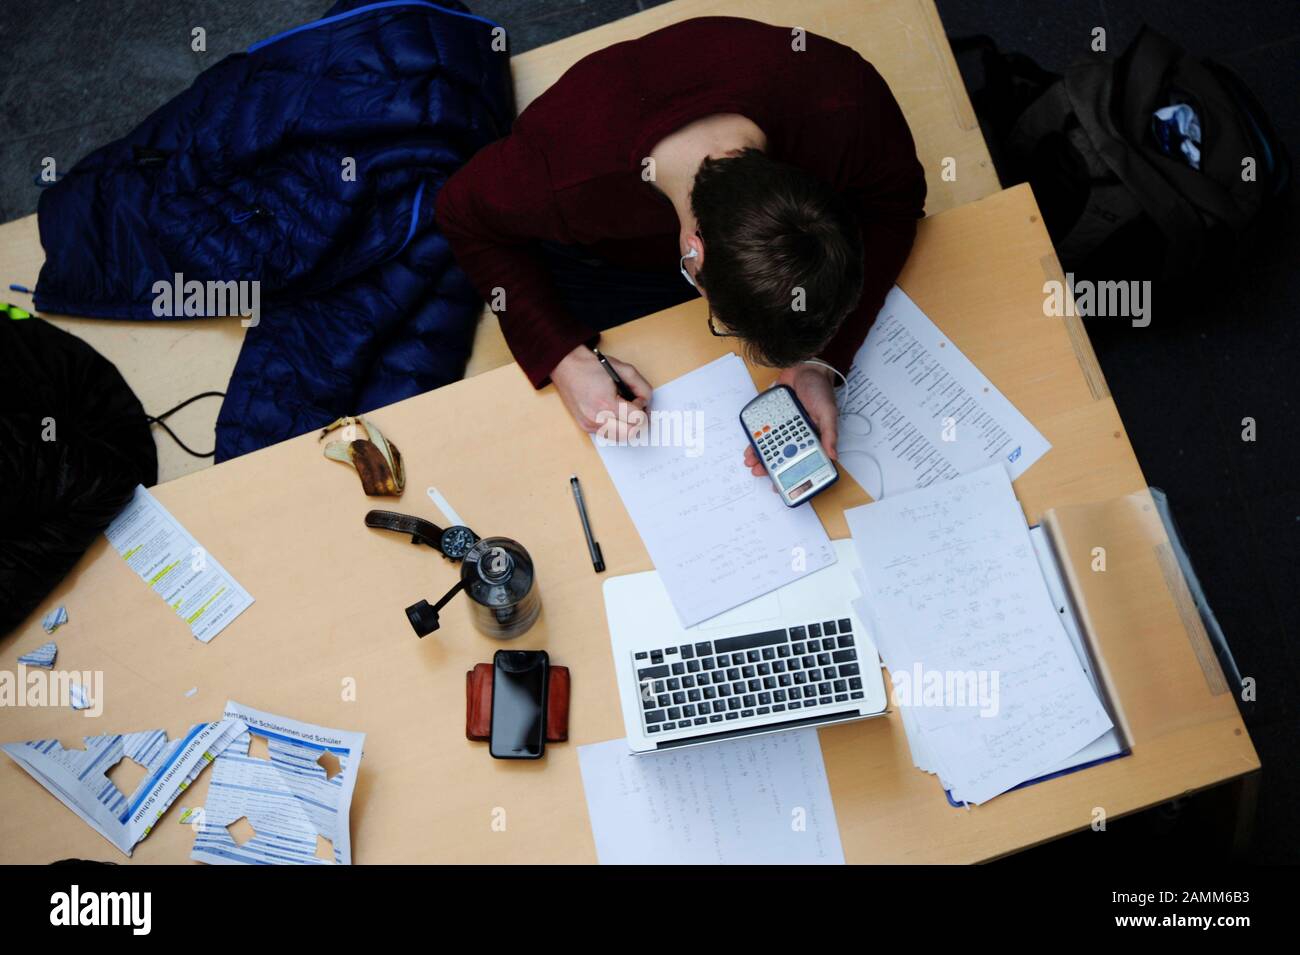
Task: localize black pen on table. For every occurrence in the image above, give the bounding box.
[591,346,636,401]
[570,474,605,573]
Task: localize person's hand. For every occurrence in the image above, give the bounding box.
[551,344,652,441]
[743,362,839,477]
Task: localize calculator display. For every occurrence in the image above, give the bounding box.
[778,450,829,490]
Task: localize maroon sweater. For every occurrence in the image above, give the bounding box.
[435,16,927,387]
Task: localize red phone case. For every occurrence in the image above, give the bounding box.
[465,662,570,742]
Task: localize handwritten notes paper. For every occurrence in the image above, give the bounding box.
[578,731,844,865]
[592,354,834,627]
[836,286,1051,498]
[845,465,1113,804]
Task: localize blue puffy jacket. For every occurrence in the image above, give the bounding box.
[34,1,512,461]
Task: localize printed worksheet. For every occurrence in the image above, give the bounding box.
[578,730,844,864]
[190,701,365,865]
[104,484,254,642]
[836,287,1051,499]
[845,465,1112,804]
[1,719,246,856]
[592,353,835,627]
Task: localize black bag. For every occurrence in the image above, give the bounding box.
[954,27,1290,282]
[0,314,157,636]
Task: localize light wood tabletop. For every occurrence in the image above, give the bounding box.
[0,183,1258,863]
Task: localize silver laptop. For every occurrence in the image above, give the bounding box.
[603,539,888,753]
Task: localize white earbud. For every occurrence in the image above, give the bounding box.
[679,246,700,290]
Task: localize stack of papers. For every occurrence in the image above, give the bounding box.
[592,353,835,627]
[845,465,1116,804]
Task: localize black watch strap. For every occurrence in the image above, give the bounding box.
[365,510,446,552]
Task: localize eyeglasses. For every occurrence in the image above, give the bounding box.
[707,308,740,338]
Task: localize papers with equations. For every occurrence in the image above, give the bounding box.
[845,465,1113,804]
[578,730,843,864]
[836,286,1051,499]
[592,353,835,627]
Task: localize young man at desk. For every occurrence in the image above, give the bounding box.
[436,16,926,465]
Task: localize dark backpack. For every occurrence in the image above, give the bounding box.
[953,27,1290,283]
[0,314,157,637]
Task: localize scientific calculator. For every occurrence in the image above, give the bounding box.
[740,385,839,506]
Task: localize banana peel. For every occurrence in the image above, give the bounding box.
[319,415,405,496]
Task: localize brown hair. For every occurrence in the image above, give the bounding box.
[691,148,863,366]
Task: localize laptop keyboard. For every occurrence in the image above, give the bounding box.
[632,618,867,735]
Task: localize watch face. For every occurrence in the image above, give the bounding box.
[440,525,478,560]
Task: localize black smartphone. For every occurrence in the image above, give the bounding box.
[489,649,549,760]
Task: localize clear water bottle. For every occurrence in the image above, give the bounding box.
[460,537,540,639]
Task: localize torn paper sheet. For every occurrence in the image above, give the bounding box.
[104,485,254,642]
[1,719,245,856]
[69,682,93,711]
[190,701,365,865]
[836,286,1051,499]
[18,641,57,669]
[41,606,68,633]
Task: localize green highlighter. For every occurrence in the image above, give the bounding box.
[3,302,32,320]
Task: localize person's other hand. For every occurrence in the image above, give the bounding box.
[551,344,652,441]
[742,363,839,477]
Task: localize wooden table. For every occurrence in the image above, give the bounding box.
[0,184,1258,863]
[0,0,998,482]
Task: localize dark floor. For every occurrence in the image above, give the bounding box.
[0,1,1295,864]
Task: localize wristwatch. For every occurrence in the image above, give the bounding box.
[364,510,479,561]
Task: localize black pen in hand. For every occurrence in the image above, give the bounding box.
[592,346,636,402]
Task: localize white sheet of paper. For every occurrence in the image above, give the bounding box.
[104,485,254,642]
[592,353,835,627]
[849,570,943,778]
[578,731,843,865]
[836,286,1051,499]
[846,465,1112,804]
